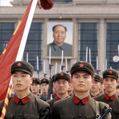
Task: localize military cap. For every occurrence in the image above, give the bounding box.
[55,72,71,83]
[70,61,94,77]
[93,74,102,82]
[103,69,119,80]
[41,78,49,84]
[11,61,34,76]
[32,78,41,85]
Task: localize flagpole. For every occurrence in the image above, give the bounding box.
[16,0,38,61]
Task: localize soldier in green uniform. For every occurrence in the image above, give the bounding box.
[90,74,102,98]
[30,77,41,98]
[40,78,49,101]
[47,72,71,119]
[53,61,111,119]
[0,61,49,119]
[95,69,119,119]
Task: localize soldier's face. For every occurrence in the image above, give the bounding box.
[91,80,101,93]
[71,71,93,93]
[103,77,118,93]
[12,71,32,93]
[53,25,66,46]
[30,83,40,94]
[41,83,49,93]
[55,79,69,95]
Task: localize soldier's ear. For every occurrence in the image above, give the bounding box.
[30,77,33,85]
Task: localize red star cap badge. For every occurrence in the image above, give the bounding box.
[109,71,112,74]
[94,75,96,78]
[17,63,21,67]
[60,73,63,76]
[33,78,36,81]
[43,79,46,81]
[79,64,84,68]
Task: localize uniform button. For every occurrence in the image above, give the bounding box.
[79,115,82,118]
[18,114,21,116]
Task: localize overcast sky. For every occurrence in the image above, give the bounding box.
[0,0,13,6]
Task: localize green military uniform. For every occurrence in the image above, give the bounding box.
[52,61,111,119]
[90,74,102,98]
[0,61,50,119]
[53,95,111,119]
[0,93,49,119]
[47,72,70,119]
[95,69,119,119]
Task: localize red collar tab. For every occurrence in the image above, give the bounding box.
[54,93,57,97]
[104,94,116,101]
[17,63,21,67]
[91,94,99,98]
[60,73,63,76]
[56,97,61,101]
[109,70,112,74]
[14,96,29,104]
[73,95,89,104]
[79,64,84,68]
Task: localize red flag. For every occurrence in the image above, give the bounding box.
[0,0,35,101]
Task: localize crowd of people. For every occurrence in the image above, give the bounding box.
[0,60,119,119]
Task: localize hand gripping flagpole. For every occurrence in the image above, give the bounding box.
[0,85,12,119]
[0,0,54,118]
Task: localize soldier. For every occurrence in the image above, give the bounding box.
[95,69,119,119]
[47,72,71,119]
[30,77,41,98]
[0,61,49,119]
[53,61,111,119]
[40,78,49,101]
[90,74,102,98]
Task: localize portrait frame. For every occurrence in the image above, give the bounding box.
[45,21,74,59]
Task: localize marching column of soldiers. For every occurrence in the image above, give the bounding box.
[0,60,119,119]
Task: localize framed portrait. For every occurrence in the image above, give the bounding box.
[46,21,74,58]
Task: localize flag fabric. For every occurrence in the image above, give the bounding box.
[0,0,36,101]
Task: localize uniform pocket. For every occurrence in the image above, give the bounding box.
[60,115,74,119]
[23,114,39,119]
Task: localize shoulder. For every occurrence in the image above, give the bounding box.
[94,94,104,101]
[54,97,72,108]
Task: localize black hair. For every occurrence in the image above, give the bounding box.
[52,24,67,32]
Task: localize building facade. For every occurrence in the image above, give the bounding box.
[0,0,119,78]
